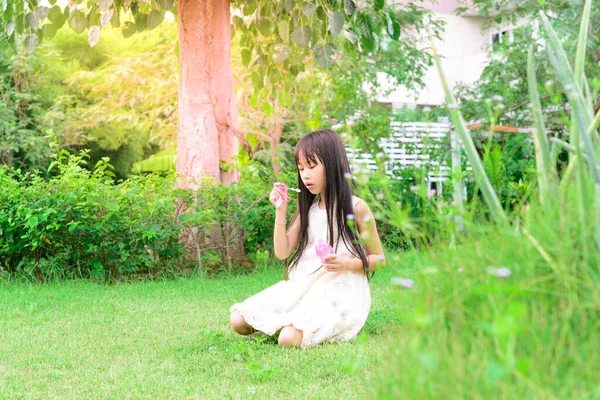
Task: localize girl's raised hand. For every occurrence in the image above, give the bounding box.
[269,182,287,209]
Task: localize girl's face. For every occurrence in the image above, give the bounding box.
[297,153,325,196]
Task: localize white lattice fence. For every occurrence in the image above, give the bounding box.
[346,122,453,195]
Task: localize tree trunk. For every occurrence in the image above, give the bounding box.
[177,0,238,186]
[177,0,250,269]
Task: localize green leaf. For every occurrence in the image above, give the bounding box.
[37,7,50,21]
[134,12,148,31]
[15,14,24,35]
[122,20,136,37]
[23,33,37,53]
[41,23,57,39]
[251,71,264,91]
[48,6,64,26]
[292,26,311,46]
[355,13,374,37]
[87,7,101,28]
[344,0,356,15]
[257,17,274,36]
[27,216,39,229]
[88,25,100,47]
[101,9,113,28]
[158,0,174,11]
[279,92,292,107]
[374,0,384,11]
[248,92,259,109]
[233,15,243,29]
[278,20,289,40]
[132,149,176,173]
[302,2,316,18]
[261,101,273,117]
[274,46,291,62]
[99,0,113,12]
[37,28,44,47]
[243,1,257,16]
[344,29,358,43]
[110,9,120,27]
[360,35,376,52]
[313,43,336,67]
[283,0,294,12]
[147,10,164,30]
[328,11,344,35]
[241,48,252,67]
[268,69,280,84]
[26,12,39,31]
[68,10,87,34]
[386,11,400,40]
[6,20,14,37]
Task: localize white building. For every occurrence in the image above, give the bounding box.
[378,0,528,109]
[349,1,530,194]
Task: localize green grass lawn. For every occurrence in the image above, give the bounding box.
[0,259,411,399]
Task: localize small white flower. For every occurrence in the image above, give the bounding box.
[544,80,553,87]
[447,103,459,109]
[485,98,492,104]
[409,185,418,192]
[494,104,505,110]
[391,277,414,289]
[376,193,384,200]
[486,266,512,278]
[422,106,432,112]
[363,214,372,222]
[346,214,355,220]
[376,152,385,158]
[492,94,504,102]
[457,267,464,273]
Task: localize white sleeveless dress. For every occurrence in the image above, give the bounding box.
[230,195,371,349]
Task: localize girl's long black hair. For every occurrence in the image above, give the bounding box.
[285,129,369,278]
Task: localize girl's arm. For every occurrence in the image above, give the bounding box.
[274,210,300,260]
[270,183,300,260]
[323,199,385,272]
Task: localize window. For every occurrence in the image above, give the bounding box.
[491,25,532,50]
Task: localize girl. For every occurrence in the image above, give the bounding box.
[230,129,385,349]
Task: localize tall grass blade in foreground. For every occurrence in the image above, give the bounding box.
[527,47,556,208]
[431,41,508,226]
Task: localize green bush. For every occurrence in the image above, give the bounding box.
[0,150,280,281]
[0,149,183,281]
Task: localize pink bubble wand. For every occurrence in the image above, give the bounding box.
[274,183,301,208]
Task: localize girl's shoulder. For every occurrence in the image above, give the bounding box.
[351,195,364,208]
